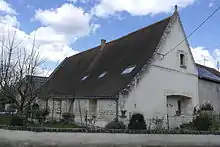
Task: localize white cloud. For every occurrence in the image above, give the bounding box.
[33,3,97,44]
[30,26,69,44]
[0,23,79,76]
[0,2,101,76]
[209,2,214,8]
[0,24,79,77]
[191,46,220,69]
[0,15,19,27]
[92,0,197,18]
[0,1,19,27]
[38,43,79,62]
[29,3,101,65]
[0,0,16,14]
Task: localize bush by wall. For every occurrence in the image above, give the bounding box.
[181,103,216,131]
[62,113,75,124]
[192,113,212,131]
[105,120,126,129]
[10,116,25,126]
[200,102,214,112]
[128,113,146,130]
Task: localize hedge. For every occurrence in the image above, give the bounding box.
[0,125,220,135]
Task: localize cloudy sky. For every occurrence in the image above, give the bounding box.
[0,0,220,76]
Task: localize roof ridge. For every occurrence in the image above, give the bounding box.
[106,16,172,44]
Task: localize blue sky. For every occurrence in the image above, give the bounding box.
[0,0,220,75]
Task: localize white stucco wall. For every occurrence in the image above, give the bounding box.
[125,15,199,128]
[43,98,116,127]
[74,99,116,127]
[198,79,220,113]
[96,99,116,126]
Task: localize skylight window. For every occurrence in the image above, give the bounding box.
[121,66,136,75]
[81,75,89,81]
[98,72,107,78]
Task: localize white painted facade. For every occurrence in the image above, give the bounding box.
[123,14,199,128]
[198,79,220,113]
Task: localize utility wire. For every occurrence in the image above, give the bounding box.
[163,5,220,57]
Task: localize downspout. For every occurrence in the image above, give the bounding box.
[52,99,55,120]
[134,77,137,110]
[115,95,119,121]
[217,86,220,113]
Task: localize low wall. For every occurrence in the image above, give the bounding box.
[1,129,220,147]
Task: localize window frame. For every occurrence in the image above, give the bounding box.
[179,51,187,69]
[98,72,107,78]
[81,75,89,81]
[121,65,136,75]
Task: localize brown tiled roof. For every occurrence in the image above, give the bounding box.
[40,16,171,98]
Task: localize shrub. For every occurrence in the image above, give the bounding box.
[34,108,50,125]
[46,120,57,124]
[184,103,215,131]
[10,116,25,126]
[128,113,146,130]
[200,102,214,112]
[105,120,126,129]
[192,112,212,131]
[180,122,193,130]
[62,112,75,124]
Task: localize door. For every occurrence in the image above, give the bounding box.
[167,98,178,116]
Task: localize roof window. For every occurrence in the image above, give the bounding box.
[121,66,136,75]
[81,75,89,81]
[98,72,107,78]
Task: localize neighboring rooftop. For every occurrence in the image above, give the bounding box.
[196,64,220,83]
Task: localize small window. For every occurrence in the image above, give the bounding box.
[81,75,89,81]
[180,53,186,68]
[98,72,107,78]
[121,66,136,75]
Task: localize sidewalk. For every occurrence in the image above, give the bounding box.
[0,129,220,146]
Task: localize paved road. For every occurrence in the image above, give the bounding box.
[0,129,220,146]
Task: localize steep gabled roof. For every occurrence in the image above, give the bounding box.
[196,63,220,83]
[40,16,171,98]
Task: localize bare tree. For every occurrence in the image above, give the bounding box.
[0,28,43,116]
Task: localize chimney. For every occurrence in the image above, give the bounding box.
[100,39,106,51]
[217,61,220,71]
[175,5,178,12]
